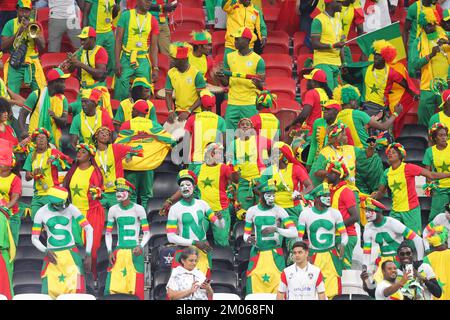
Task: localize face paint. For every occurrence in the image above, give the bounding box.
[319,195,331,207]
[365,210,377,222]
[116,191,129,202]
[51,201,68,211]
[180,180,194,198]
[263,192,275,206]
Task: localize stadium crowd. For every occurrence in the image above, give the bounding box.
[0,0,449,301]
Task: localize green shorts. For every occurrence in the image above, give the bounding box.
[224,104,258,130]
[336,235,358,270]
[390,206,422,235]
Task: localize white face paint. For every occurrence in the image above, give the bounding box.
[263,192,275,206]
[365,210,377,222]
[116,190,129,202]
[320,195,331,207]
[180,180,194,198]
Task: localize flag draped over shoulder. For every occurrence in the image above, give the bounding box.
[115,127,176,171]
[355,22,419,137]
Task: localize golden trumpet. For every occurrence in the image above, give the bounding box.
[59,46,84,70]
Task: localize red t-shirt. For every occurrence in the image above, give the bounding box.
[303,89,324,131]
[331,181,357,236]
[0,125,19,147]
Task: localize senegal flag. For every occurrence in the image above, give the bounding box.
[355,22,419,137]
[115,126,176,171]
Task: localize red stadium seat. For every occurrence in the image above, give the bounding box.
[264,31,289,54]
[265,77,297,100]
[37,8,50,21]
[296,53,313,76]
[178,0,204,7]
[151,99,169,124]
[260,53,292,77]
[293,31,308,56]
[171,30,193,43]
[299,78,308,101]
[275,98,301,112]
[41,53,67,73]
[274,109,299,141]
[64,76,80,103]
[173,7,205,31]
[212,30,226,57]
[262,7,280,31]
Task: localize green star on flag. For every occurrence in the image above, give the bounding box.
[132,27,141,36]
[106,164,113,174]
[201,177,214,188]
[369,84,380,95]
[243,153,252,162]
[438,162,450,172]
[390,180,402,193]
[262,273,270,283]
[72,184,83,198]
[58,274,66,283]
[121,267,127,277]
[276,183,286,192]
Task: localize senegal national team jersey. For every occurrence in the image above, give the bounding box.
[184,111,226,163]
[75,45,108,88]
[117,9,157,52]
[330,181,357,236]
[224,50,265,106]
[250,112,280,142]
[340,4,364,38]
[244,204,295,251]
[311,12,342,66]
[0,173,21,214]
[302,88,329,131]
[69,166,95,214]
[336,109,371,148]
[165,66,206,112]
[188,53,213,79]
[95,144,132,193]
[194,163,234,212]
[363,216,416,257]
[106,203,149,249]
[23,150,59,196]
[166,199,215,244]
[260,164,309,208]
[113,98,156,127]
[423,145,450,188]
[32,204,89,251]
[380,163,423,212]
[231,135,268,181]
[429,112,450,138]
[297,207,346,252]
[70,109,114,144]
[86,0,115,33]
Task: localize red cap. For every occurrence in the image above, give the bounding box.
[303,69,328,83]
[201,94,216,109]
[46,67,70,82]
[133,100,149,114]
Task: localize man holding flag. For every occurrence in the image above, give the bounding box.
[409,9,450,127]
[116,100,175,210]
[18,68,69,149]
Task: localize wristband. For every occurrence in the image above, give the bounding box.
[392,112,399,117]
[330,43,334,49]
[166,198,173,205]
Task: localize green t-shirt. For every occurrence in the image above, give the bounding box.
[423,147,433,167]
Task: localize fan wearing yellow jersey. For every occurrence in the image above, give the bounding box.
[166,42,206,124]
[216,27,266,130]
[310,0,345,90]
[250,90,280,143]
[423,123,450,221]
[114,0,160,101]
[189,31,214,81]
[429,90,450,134]
[1,0,46,95]
[83,0,120,76]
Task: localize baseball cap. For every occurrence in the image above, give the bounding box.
[439,89,450,109]
[47,68,70,82]
[443,9,450,22]
[17,0,32,9]
[232,27,256,41]
[303,69,327,83]
[133,100,150,114]
[323,99,342,111]
[78,26,97,39]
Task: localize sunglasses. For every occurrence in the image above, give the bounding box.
[398,251,412,257]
